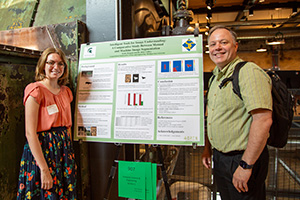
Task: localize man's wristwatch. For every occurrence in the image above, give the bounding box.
[239,160,254,169]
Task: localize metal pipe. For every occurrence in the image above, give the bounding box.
[29,0,40,27]
[274,148,278,200]
[238,33,300,40]
[169,0,172,28]
[279,158,300,185]
[117,0,121,40]
[293,121,300,128]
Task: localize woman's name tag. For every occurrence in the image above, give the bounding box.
[47,104,59,115]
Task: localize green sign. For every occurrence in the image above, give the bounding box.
[118,161,157,200]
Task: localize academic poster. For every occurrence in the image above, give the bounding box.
[74,35,204,146]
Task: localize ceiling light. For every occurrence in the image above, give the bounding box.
[240,15,247,21]
[249,8,254,16]
[206,0,214,10]
[206,12,212,20]
[256,45,267,52]
[256,48,267,52]
[186,26,194,32]
[292,7,297,15]
[206,22,210,29]
[266,32,285,45]
[266,39,285,45]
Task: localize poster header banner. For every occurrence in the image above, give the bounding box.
[80,36,202,60]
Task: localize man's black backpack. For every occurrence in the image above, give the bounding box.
[217,61,294,148]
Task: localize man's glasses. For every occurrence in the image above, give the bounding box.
[46,61,65,68]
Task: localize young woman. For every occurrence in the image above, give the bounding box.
[17,47,77,199]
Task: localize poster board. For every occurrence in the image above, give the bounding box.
[74,35,204,146]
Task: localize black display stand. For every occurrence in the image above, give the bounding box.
[103,143,122,200]
[103,144,172,200]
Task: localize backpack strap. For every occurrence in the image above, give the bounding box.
[204,74,216,129]
[232,61,247,100]
[218,61,248,100]
[208,75,216,91]
[204,74,216,113]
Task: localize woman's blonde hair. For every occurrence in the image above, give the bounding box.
[35,47,69,86]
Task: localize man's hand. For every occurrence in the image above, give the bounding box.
[232,108,272,193]
[232,166,252,193]
[201,148,212,169]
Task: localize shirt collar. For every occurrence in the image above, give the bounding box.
[212,57,241,80]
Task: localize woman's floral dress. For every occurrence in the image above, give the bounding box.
[17,83,77,199]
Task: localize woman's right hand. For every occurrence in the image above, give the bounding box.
[40,168,53,190]
[25,96,54,190]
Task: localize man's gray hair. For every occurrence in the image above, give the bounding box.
[207,25,238,43]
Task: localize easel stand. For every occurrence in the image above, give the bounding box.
[156,145,172,200]
[103,144,172,200]
[103,143,122,200]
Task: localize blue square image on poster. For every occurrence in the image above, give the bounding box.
[173,60,182,72]
[161,61,170,72]
[185,60,194,71]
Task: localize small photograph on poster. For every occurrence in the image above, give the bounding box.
[90,126,97,136]
[133,74,139,83]
[140,75,147,83]
[125,74,131,83]
[80,70,93,89]
[161,61,170,73]
[77,126,97,136]
[173,60,182,72]
[184,60,194,72]
[78,126,89,136]
[82,70,93,77]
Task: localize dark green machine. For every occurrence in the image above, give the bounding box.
[0,46,38,200]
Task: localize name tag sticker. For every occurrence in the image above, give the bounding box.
[47,104,59,115]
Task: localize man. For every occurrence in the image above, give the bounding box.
[202,25,273,199]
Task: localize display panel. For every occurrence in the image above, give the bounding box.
[74,35,204,146]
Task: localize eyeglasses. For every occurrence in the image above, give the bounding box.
[46,61,65,68]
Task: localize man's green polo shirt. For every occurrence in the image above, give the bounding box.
[207,57,272,153]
